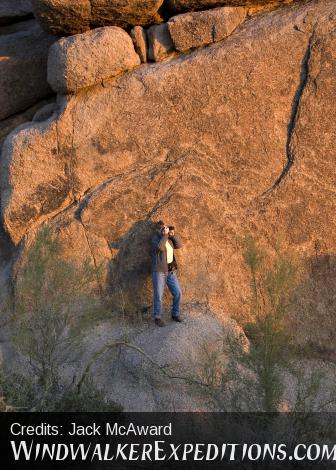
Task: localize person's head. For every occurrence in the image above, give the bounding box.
[156,220,175,235]
[157,220,167,233]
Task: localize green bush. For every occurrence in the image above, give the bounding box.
[240,237,299,411]
[0,367,121,412]
[193,237,320,412]
[6,225,118,411]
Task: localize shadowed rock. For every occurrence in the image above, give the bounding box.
[147,23,176,61]
[0,98,55,149]
[0,20,56,120]
[0,0,33,25]
[32,102,58,122]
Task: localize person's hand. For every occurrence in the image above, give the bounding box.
[169,230,175,236]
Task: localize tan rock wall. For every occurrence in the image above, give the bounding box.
[2,0,335,339]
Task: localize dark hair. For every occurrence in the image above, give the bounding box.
[157,220,165,227]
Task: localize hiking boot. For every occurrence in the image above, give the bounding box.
[154,318,165,327]
[172,316,183,323]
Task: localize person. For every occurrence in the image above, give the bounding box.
[151,220,183,327]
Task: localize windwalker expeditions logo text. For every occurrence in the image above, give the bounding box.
[10,441,336,463]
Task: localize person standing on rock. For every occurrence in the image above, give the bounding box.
[151,220,183,327]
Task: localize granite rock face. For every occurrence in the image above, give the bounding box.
[1,0,335,353]
[47,27,141,94]
[0,19,56,120]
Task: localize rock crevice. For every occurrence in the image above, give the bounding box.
[261,28,316,196]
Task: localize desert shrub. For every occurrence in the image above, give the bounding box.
[0,369,34,411]
[0,367,121,412]
[7,225,115,410]
[195,238,335,412]
[193,238,328,412]
[238,237,299,411]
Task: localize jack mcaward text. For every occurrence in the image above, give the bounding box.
[69,422,172,437]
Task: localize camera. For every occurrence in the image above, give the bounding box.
[161,225,175,233]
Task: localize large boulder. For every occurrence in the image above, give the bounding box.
[47,27,141,94]
[168,6,247,52]
[31,0,91,36]
[1,0,335,326]
[0,1,32,25]
[32,0,165,36]
[76,306,247,411]
[90,0,165,29]
[0,19,56,121]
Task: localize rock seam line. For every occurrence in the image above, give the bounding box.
[261,28,316,197]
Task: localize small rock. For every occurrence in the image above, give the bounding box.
[0,18,38,36]
[147,23,177,62]
[47,26,141,95]
[130,26,148,63]
[168,6,247,52]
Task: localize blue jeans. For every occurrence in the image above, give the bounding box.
[152,271,182,319]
